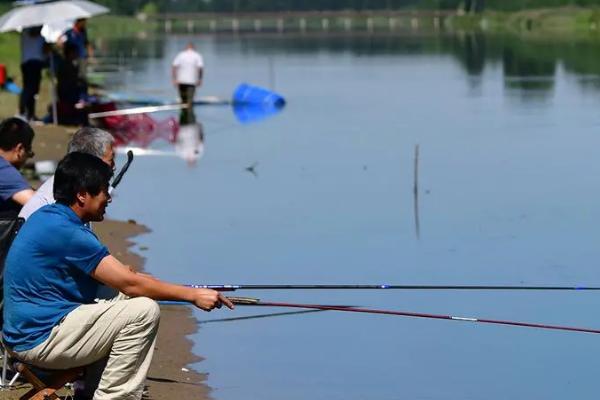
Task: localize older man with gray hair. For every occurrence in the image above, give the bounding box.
[19,127,115,220]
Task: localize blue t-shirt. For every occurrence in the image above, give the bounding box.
[63,28,88,59]
[3,203,109,352]
[0,157,30,215]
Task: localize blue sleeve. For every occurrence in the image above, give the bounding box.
[0,164,30,201]
[65,227,110,275]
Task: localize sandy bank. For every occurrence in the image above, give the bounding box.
[95,220,212,400]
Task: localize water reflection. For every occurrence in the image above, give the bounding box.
[97,32,600,104]
[413,144,420,240]
[502,43,555,101]
[177,108,205,165]
[104,31,600,400]
[114,107,205,166]
[95,35,165,60]
[209,32,600,99]
[451,32,486,77]
[90,36,166,88]
[232,103,284,124]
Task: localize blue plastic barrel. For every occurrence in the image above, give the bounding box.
[232,83,286,108]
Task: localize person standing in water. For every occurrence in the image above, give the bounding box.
[171,42,204,107]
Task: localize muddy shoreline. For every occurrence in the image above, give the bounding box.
[95,220,212,400]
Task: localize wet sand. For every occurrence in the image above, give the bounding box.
[2,125,212,400]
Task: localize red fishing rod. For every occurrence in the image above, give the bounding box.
[228,297,600,335]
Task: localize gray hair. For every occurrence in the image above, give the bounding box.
[67,127,114,158]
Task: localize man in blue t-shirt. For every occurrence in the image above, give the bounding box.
[0,117,35,216]
[3,152,233,400]
[61,19,91,60]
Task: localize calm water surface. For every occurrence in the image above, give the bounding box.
[103,33,600,399]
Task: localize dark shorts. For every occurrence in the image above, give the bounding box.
[178,84,195,105]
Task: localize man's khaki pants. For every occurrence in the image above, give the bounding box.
[15,296,160,400]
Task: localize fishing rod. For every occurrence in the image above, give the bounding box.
[227,297,600,335]
[88,104,189,119]
[160,297,353,309]
[188,284,600,291]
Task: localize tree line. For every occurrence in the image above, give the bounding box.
[3,0,600,15]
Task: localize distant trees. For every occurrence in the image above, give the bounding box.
[92,0,450,14]
[91,0,600,15]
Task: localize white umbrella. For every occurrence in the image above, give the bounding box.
[41,19,73,43]
[0,0,109,33]
[0,1,109,124]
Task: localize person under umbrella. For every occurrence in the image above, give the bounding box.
[19,26,49,121]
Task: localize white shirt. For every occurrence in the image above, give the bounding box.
[172,49,204,85]
[21,32,46,63]
[19,176,54,220]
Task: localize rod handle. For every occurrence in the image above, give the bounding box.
[229,296,260,305]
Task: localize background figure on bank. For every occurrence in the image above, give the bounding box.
[59,18,93,95]
[19,26,48,121]
[54,43,89,125]
[0,118,35,216]
[172,42,204,107]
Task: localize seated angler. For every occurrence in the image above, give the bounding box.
[0,118,35,216]
[3,152,233,400]
[19,126,115,221]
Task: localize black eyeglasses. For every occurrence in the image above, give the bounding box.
[25,148,35,158]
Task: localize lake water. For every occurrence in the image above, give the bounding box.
[103,32,600,399]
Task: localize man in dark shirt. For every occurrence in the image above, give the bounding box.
[61,19,91,61]
[60,18,93,95]
[0,118,35,215]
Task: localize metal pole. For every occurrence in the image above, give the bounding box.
[49,54,57,125]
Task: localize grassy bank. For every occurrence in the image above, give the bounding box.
[0,14,153,76]
[0,31,21,118]
[0,32,20,80]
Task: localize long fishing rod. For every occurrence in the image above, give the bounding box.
[188,284,600,291]
[228,297,600,335]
